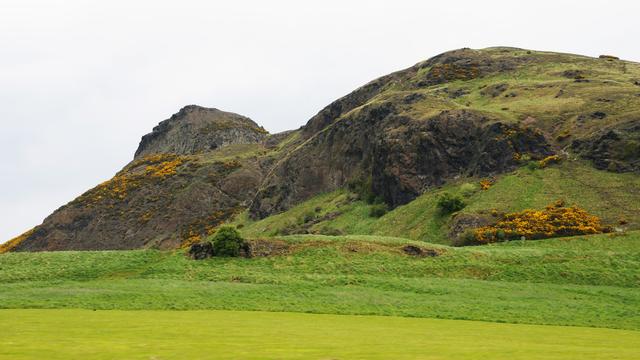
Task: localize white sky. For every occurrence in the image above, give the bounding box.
[2,0,639,242]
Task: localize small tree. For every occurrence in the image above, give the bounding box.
[369,203,388,218]
[211,226,246,257]
[437,192,466,215]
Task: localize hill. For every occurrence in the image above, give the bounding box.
[4,47,640,251]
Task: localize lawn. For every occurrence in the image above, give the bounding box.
[1,232,639,330]
[1,309,639,360]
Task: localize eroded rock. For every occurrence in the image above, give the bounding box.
[135,105,267,158]
[188,242,214,260]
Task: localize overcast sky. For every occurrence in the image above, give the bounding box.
[1,0,639,242]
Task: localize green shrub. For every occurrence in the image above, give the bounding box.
[369,203,389,218]
[347,177,382,204]
[452,229,479,247]
[459,183,477,197]
[622,140,640,160]
[210,226,246,257]
[527,161,540,171]
[437,192,466,214]
[301,211,316,224]
[319,227,344,236]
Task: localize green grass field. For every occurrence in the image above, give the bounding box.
[1,309,639,360]
[1,232,639,330]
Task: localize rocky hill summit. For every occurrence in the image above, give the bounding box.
[5,47,640,252]
[135,105,267,158]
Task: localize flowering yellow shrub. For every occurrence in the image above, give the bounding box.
[85,174,139,204]
[222,160,241,170]
[79,154,188,205]
[0,228,35,254]
[139,211,153,224]
[538,155,561,168]
[479,179,493,190]
[128,153,179,168]
[181,231,202,248]
[145,158,184,178]
[473,200,609,243]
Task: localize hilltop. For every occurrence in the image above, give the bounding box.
[4,47,640,251]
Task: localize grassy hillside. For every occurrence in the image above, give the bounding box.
[2,309,639,360]
[378,48,640,141]
[234,160,640,244]
[1,231,639,329]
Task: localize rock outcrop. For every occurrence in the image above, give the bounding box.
[249,106,553,218]
[135,105,267,158]
[571,120,640,172]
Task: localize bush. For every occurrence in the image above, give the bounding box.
[319,227,344,236]
[210,226,247,257]
[301,211,316,224]
[347,177,382,204]
[479,179,493,190]
[527,161,540,171]
[369,203,388,218]
[459,183,477,197]
[437,192,466,214]
[538,155,561,168]
[473,201,610,244]
[452,229,479,247]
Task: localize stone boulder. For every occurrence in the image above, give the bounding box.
[187,242,214,260]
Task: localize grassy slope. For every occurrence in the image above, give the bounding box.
[2,309,639,360]
[235,161,640,244]
[395,48,640,139]
[1,232,639,329]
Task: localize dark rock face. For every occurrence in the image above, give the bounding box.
[402,245,440,257]
[481,83,509,97]
[571,120,640,172]
[372,111,553,207]
[135,105,267,158]
[250,108,554,218]
[562,69,588,80]
[188,242,214,260]
[448,213,496,241]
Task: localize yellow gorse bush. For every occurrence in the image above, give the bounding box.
[80,154,187,205]
[479,179,493,190]
[0,228,35,254]
[145,158,183,178]
[474,200,609,243]
[538,155,561,168]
